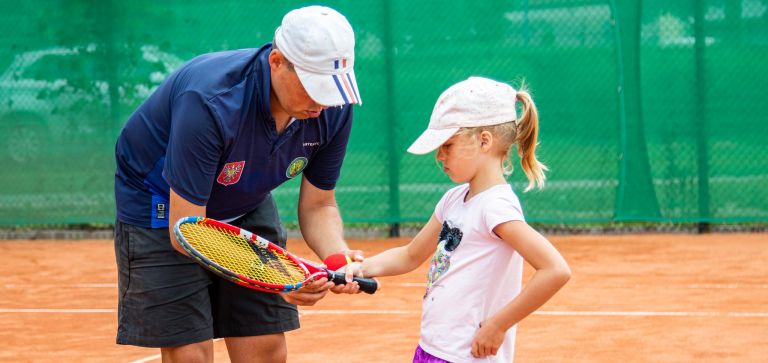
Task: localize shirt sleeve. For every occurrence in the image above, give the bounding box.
[302,106,353,190]
[433,188,457,224]
[483,192,525,233]
[162,91,223,205]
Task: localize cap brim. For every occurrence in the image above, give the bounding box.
[295,67,362,107]
[406,127,459,155]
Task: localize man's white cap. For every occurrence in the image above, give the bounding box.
[274,6,362,106]
[407,77,518,155]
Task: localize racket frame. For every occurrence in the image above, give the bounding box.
[173,216,375,294]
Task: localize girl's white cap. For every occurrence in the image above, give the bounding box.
[407,77,517,155]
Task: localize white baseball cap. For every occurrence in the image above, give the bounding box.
[407,77,518,155]
[274,6,362,106]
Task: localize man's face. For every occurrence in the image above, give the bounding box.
[269,50,328,120]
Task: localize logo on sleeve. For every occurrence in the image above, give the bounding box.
[286,157,308,178]
[217,161,245,186]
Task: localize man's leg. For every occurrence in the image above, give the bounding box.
[160,340,214,363]
[225,335,287,363]
[213,195,299,361]
[114,220,215,352]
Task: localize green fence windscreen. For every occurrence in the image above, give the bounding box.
[0,0,766,226]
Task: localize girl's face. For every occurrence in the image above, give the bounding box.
[436,133,481,183]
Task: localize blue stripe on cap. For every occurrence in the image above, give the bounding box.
[332,74,350,104]
[346,73,360,103]
[334,59,339,69]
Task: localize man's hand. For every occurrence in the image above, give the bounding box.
[329,275,361,294]
[280,278,334,306]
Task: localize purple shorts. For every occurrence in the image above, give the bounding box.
[413,345,451,363]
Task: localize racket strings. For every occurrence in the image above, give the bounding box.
[180,223,306,285]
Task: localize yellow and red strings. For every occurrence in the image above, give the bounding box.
[179,223,305,284]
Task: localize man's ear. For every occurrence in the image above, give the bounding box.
[268,49,283,70]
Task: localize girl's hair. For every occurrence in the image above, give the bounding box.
[456,83,548,191]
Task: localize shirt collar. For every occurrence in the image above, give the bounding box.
[254,44,274,121]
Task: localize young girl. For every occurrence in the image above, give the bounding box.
[356,77,571,362]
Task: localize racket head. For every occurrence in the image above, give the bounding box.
[173,216,315,293]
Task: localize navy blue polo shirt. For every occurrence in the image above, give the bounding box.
[115,44,353,228]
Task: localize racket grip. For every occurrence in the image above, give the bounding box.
[326,270,378,294]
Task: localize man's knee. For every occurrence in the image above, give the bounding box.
[160,340,214,363]
[226,334,287,363]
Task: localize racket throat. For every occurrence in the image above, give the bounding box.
[249,244,293,278]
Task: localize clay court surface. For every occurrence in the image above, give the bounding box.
[0,233,766,362]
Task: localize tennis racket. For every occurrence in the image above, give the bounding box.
[173,216,378,294]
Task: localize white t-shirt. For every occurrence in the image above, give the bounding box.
[419,183,525,363]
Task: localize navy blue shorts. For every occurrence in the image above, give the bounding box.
[114,195,299,347]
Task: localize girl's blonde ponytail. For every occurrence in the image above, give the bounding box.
[515,88,547,191]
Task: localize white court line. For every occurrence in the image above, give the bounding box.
[3,283,118,288]
[300,309,417,315]
[299,309,768,318]
[3,308,767,318]
[382,283,768,289]
[4,283,768,290]
[128,354,160,363]
[392,282,425,287]
[535,310,768,318]
[5,282,768,289]
[127,339,222,363]
[0,308,115,313]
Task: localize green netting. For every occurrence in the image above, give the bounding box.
[0,0,766,226]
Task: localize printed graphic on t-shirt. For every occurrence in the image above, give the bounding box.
[425,221,463,299]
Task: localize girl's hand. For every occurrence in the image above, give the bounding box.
[330,249,366,294]
[471,319,506,358]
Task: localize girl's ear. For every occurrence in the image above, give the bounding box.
[479,131,493,151]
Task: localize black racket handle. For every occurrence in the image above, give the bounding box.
[326,270,378,294]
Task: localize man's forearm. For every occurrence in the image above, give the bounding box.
[298,203,347,260]
[168,188,206,255]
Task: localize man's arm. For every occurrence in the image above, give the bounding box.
[297,175,367,268]
[297,176,348,260]
[168,187,206,255]
[297,176,363,294]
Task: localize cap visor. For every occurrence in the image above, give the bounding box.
[295,67,362,107]
[406,128,459,155]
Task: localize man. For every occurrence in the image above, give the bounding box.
[113,6,363,362]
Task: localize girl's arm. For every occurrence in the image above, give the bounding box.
[359,214,442,277]
[472,220,571,358]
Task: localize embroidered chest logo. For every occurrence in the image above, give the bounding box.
[286,157,308,178]
[217,161,245,186]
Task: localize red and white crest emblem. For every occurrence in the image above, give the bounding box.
[217,161,245,186]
